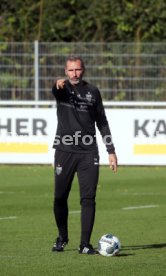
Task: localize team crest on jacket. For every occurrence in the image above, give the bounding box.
[86,92,92,102]
[56,165,62,175]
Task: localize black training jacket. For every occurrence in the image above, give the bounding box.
[52,80,115,154]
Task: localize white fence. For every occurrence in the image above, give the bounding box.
[0,101,166,107]
[1,42,166,102]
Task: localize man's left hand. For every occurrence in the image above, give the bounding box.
[109,153,118,173]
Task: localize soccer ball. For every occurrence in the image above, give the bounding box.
[98,234,121,256]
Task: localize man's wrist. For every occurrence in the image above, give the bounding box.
[107,145,115,154]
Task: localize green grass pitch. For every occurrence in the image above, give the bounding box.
[0,165,166,276]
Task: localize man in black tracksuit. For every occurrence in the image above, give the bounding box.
[52,55,117,254]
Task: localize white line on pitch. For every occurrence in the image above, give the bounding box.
[121,192,165,196]
[122,205,159,210]
[69,210,81,214]
[0,255,16,258]
[0,191,15,194]
[0,216,17,220]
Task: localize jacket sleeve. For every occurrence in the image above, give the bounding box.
[52,83,63,100]
[95,89,115,154]
[52,80,72,101]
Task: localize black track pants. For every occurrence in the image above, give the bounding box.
[53,150,99,245]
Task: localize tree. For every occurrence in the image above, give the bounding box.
[0,0,44,41]
[1,0,166,42]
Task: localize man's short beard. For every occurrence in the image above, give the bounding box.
[69,79,81,85]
